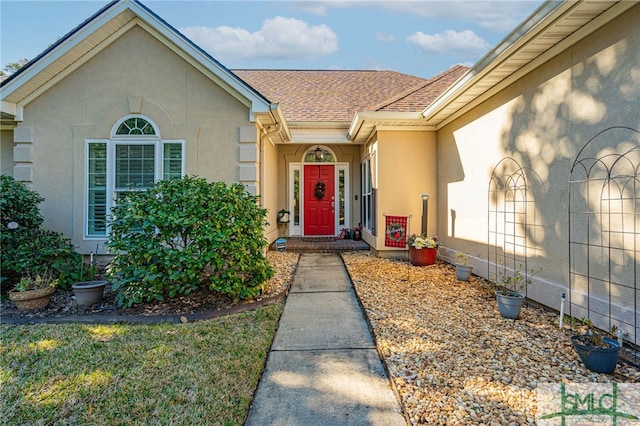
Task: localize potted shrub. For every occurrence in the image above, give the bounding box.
[455,252,473,281]
[494,265,538,319]
[571,318,621,374]
[8,272,58,310]
[406,234,440,266]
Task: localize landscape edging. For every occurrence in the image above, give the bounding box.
[1,291,287,326]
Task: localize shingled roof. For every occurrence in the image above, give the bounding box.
[232,65,468,122]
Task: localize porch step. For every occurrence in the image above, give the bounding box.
[270,237,369,253]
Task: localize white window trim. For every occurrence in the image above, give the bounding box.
[288,160,349,237]
[110,114,161,138]
[84,138,186,239]
[289,163,302,236]
[361,152,376,232]
[336,163,350,233]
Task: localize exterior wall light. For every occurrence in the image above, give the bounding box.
[421,194,430,235]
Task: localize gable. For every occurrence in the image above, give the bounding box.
[1,0,273,125]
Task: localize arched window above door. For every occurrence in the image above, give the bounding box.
[303,145,335,163]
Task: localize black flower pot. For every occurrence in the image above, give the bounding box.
[571,335,621,374]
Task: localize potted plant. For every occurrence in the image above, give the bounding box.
[8,272,58,310]
[571,318,621,374]
[72,260,106,306]
[72,280,108,306]
[406,234,440,266]
[494,264,538,319]
[455,252,473,281]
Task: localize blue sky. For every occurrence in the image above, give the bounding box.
[1,0,544,79]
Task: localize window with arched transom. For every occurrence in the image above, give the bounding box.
[85,115,185,236]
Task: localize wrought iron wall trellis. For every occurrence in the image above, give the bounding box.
[568,126,640,365]
[488,158,545,293]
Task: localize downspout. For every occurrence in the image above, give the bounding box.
[259,104,282,201]
[258,105,282,250]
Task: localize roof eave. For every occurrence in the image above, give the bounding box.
[421,0,568,123]
[348,111,433,144]
[421,0,633,129]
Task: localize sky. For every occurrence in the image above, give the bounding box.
[1,0,544,79]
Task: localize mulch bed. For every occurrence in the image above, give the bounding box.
[1,285,283,325]
[1,251,299,325]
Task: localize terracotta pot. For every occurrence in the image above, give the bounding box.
[9,286,56,310]
[409,246,437,266]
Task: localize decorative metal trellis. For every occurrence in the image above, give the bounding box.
[488,157,545,293]
[568,126,640,366]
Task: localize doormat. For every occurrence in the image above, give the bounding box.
[302,237,337,242]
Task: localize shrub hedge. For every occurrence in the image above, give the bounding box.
[0,175,85,289]
[106,176,274,307]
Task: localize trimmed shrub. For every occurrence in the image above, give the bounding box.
[106,176,274,307]
[0,175,85,289]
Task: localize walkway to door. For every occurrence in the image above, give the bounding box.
[245,253,405,425]
[270,237,369,253]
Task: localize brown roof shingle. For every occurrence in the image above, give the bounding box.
[376,65,469,112]
[232,67,468,122]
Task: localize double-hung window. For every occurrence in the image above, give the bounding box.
[85,115,185,237]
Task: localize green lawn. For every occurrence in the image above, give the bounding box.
[0,303,282,425]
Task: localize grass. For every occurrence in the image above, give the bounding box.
[0,303,282,425]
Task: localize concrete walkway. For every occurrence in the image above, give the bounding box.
[245,253,405,426]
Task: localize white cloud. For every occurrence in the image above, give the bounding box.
[296,3,329,16]
[180,16,338,61]
[407,29,490,56]
[406,2,541,32]
[310,1,542,33]
[375,32,395,43]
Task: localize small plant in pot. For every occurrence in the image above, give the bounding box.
[8,272,59,310]
[571,318,621,374]
[455,252,473,281]
[72,261,107,306]
[494,264,539,319]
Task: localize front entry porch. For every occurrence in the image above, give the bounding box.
[270,237,369,253]
[286,145,351,238]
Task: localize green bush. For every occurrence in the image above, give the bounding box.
[106,176,274,307]
[0,175,85,289]
[0,174,44,229]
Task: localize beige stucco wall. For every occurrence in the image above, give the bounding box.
[436,5,640,322]
[14,25,256,253]
[0,129,13,175]
[371,130,437,256]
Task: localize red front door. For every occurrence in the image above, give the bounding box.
[304,165,335,235]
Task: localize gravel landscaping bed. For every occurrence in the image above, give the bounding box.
[342,251,640,425]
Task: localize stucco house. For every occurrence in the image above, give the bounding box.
[1,1,638,346]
